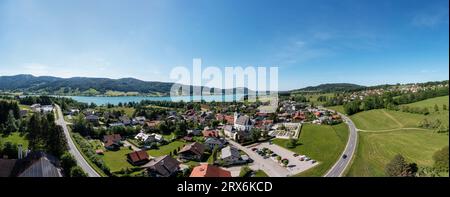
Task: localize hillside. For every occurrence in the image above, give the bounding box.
[291,83,365,93]
[0,74,252,96]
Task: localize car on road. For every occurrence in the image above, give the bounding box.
[342,154,348,159]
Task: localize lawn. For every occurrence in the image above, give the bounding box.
[346,130,449,177]
[254,170,269,177]
[100,147,134,173]
[273,123,349,177]
[327,105,345,114]
[146,140,186,157]
[1,132,29,150]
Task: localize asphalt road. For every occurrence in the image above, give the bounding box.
[55,104,101,177]
[324,110,358,177]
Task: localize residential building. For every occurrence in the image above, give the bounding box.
[143,155,180,177]
[190,164,231,177]
[103,134,122,150]
[204,137,226,151]
[127,150,150,166]
[178,142,205,161]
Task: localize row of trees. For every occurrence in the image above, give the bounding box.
[343,87,449,115]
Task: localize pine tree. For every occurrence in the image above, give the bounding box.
[5,111,18,134]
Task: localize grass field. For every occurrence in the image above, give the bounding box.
[346,130,448,177]
[146,140,186,157]
[100,147,134,173]
[351,96,449,131]
[1,132,29,150]
[327,105,345,114]
[273,123,349,177]
[346,96,449,177]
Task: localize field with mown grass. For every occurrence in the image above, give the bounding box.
[346,96,449,177]
[346,129,448,177]
[273,123,349,177]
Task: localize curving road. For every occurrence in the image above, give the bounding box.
[323,109,358,177]
[55,104,100,177]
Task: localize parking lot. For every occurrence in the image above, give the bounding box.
[248,142,319,176]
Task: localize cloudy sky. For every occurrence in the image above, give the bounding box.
[0,0,448,90]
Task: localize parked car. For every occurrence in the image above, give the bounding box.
[305,157,311,161]
[311,160,317,164]
[251,148,258,151]
[293,153,299,157]
[271,153,278,157]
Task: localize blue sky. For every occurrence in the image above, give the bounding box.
[0,0,448,90]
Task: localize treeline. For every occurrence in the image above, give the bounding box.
[343,87,449,115]
[71,114,141,139]
[19,96,88,111]
[72,132,110,175]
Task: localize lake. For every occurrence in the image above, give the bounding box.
[65,94,245,105]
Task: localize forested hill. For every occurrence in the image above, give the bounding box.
[0,74,251,96]
[291,83,366,93]
[0,74,175,95]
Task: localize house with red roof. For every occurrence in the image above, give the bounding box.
[126,150,150,166]
[190,164,231,177]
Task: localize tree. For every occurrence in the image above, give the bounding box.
[61,152,77,176]
[251,128,261,142]
[432,146,449,171]
[47,125,68,157]
[211,145,219,164]
[286,137,297,149]
[434,104,439,112]
[385,154,417,177]
[70,166,88,177]
[5,110,18,134]
[174,121,187,138]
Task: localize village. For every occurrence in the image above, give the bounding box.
[40,98,344,177]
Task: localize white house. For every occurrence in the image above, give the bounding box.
[220,146,244,165]
[233,112,253,132]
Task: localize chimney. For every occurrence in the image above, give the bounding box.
[18,144,23,159]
